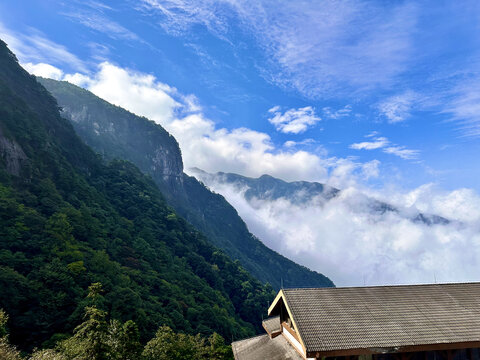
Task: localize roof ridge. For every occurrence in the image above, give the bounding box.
[282,281,480,291]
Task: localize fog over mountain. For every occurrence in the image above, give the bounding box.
[192,169,480,286]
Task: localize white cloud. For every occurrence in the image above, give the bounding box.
[350,134,419,160]
[22,62,64,80]
[377,91,416,123]
[283,138,316,148]
[322,105,352,119]
[65,62,181,122]
[198,176,480,287]
[60,63,334,181]
[268,106,321,134]
[383,146,419,160]
[139,0,418,99]
[350,137,389,150]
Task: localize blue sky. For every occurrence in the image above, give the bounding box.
[2,0,480,192]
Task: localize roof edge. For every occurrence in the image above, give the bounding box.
[268,289,309,357]
[307,340,480,358]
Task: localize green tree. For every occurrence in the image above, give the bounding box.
[143,325,203,360]
[0,309,21,360]
[0,309,8,338]
[29,349,67,360]
[58,283,109,360]
[105,319,142,360]
[207,332,233,360]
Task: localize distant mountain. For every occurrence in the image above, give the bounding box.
[191,169,450,226]
[38,77,334,290]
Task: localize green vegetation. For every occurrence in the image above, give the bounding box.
[0,39,275,351]
[0,284,233,359]
[39,76,334,290]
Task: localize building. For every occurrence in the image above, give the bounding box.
[232,283,480,360]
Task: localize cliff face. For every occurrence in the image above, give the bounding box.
[39,78,334,290]
[0,127,27,176]
[40,79,184,191]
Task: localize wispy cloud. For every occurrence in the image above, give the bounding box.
[139,0,418,99]
[350,134,419,160]
[268,106,321,134]
[383,146,420,160]
[0,21,87,72]
[441,76,480,137]
[61,11,140,41]
[350,137,389,150]
[377,91,416,123]
[322,105,352,120]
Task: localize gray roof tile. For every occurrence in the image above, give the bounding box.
[263,316,281,336]
[282,283,480,353]
[232,334,304,360]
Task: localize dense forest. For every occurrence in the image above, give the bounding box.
[0,38,276,354]
[38,77,334,290]
[0,283,233,359]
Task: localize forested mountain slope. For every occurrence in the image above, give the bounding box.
[0,39,275,350]
[39,77,334,290]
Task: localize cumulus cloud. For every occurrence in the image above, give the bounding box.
[65,62,181,122]
[23,62,64,80]
[55,62,336,181]
[267,106,321,134]
[198,177,480,286]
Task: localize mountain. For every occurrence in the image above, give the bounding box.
[38,77,334,290]
[0,39,279,350]
[192,169,450,226]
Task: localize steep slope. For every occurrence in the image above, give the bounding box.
[38,77,334,290]
[0,40,275,350]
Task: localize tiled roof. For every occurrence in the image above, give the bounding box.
[282,283,480,354]
[232,334,304,360]
[262,316,281,337]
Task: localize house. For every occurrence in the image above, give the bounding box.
[232,283,480,360]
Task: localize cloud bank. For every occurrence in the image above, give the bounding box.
[199,178,480,287]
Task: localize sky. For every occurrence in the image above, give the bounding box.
[2,0,480,285]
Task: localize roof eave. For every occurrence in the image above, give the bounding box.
[306,340,480,358]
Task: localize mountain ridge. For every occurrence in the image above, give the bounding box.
[192,168,450,226]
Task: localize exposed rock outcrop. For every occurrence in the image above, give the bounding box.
[0,127,27,176]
